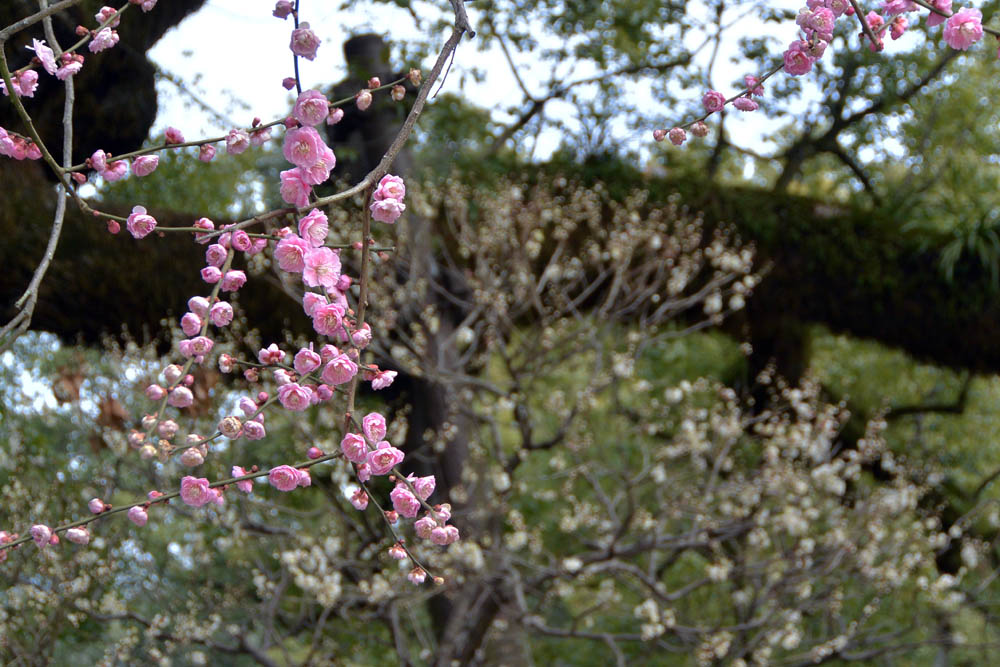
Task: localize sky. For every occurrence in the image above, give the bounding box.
[147,0,805,161]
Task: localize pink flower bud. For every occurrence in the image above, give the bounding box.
[391,85,405,101]
[733,97,758,112]
[30,524,52,548]
[273,0,293,19]
[157,419,178,439]
[128,506,148,526]
[200,266,222,284]
[145,384,166,401]
[209,301,234,327]
[230,230,252,252]
[218,416,243,439]
[164,126,185,144]
[88,498,106,514]
[180,448,205,467]
[389,543,407,559]
[65,527,90,545]
[356,90,372,111]
[667,127,686,146]
[243,419,266,440]
[307,446,324,459]
[181,312,202,337]
[653,129,667,142]
[691,121,709,137]
[702,90,726,113]
[282,77,297,90]
[221,270,247,292]
[408,568,427,585]
[198,144,216,162]
[326,108,344,125]
[350,488,368,510]
[408,69,422,86]
[167,386,194,408]
[132,155,159,177]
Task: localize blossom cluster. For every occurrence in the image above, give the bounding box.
[656,0,991,145]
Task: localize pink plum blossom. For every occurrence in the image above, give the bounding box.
[298,208,329,247]
[132,155,158,176]
[927,0,952,28]
[390,485,421,518]
[367,441,405,475]
[88,498,106,514]
[96,6,121,27]
[181,312,202,337]
[944,8,983,50]
[180,476,214,507]
[278,382,312,411]
[89,27,119,53]
[66,527,90,545]
[290,24,320,60]
[280,168,312,207]
[30,524,52,548]
[164,126,185,144]
[209,301,234,326]
[667,127,686,146]
[373,174,406,202]
[783,41,815,75]
[341,433,369,463]
[268,465,299,491]
[232,466,254,493]
[275,234,310,273]
[128,506,148,526]
[356,90,372,110]
[226,129,250,154]
[370,198,406,224]
[126,205,157,239]
[199,144,216,161]
[312,303,346,337]
[303,292,328,316]
[221,270,247,292]
[350,488,369,510]
[258,343,285,365]
[702,90,726,113]
[363,412,387,443]
[168,386,194,408]
[101,160,128,181]
[303,247,341,289]
[29,39,57,75]
[201,266,222,283]
[372,370,397,390]
[321,354,357,385]
[294,89,330,126]
[294,346,322,374]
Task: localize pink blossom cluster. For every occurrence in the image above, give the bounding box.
[279,91,338,207]
[0,128,42,161]
[370,174,407,224]
[656,0,990,146]
[340,413,457,545]
[179,476,225,507]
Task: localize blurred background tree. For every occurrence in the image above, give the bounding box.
[4,0,1000,664]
